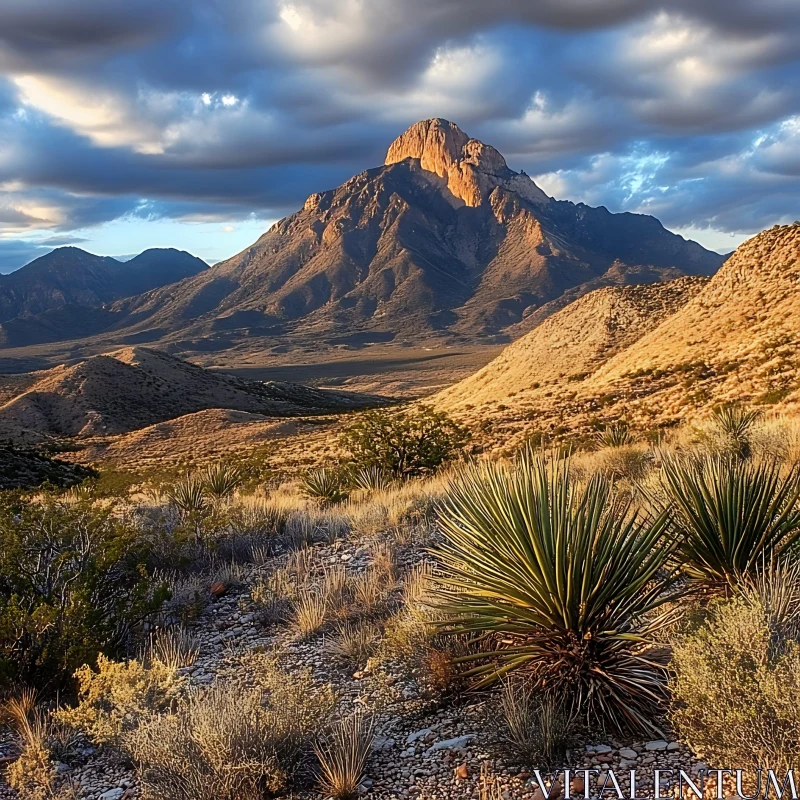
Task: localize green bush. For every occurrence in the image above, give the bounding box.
[671,585,800,773]
[340,406,469,479]
[0,498,167,691]
[434,451,678,734]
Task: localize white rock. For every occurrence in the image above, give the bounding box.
[99,790,124,800]
[619,748,638,759]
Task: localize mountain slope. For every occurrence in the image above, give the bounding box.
[0,247,208,328]
[436,223,800,448]
[98,119,723,349]
[0,346,383,444]
[437,276,708,412]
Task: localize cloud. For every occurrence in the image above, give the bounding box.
[0,0,796,255]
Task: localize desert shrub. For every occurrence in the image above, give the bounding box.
[127,681,328,800]
[662,456,800,587]
[340,406,470,479]
[595,445,653,482]
[496,680,575,769]
[434,451,678,733]
[301,468,350,506]
[56,655,183,745]
[671,586,800,772]
[4,691,80,800]
[596,421,633,448]
[127,661,335,799]
[0,498,167,691]
[710,403,760,459]
[314,712,376,799]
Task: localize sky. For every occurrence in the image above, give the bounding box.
[0,1,798,273]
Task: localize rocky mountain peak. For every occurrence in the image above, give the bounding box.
[385,118,549,208]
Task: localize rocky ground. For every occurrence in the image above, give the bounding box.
[1,525,717,800]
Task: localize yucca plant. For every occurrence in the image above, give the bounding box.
[301,468,350,506]
[711,403,760,459]
[351,465,393,492]
[168,476,209,517]
[661,456,800,587]
[314,712,376,799]
[201,463,241,499]
[596,421,633,448]
[434,451,678,734]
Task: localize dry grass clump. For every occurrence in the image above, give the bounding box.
[56,655,182,745]
[671,566,800,773]
[314,712,376,799]
[126,662,335,800]
[144,626,200,670]
[496,680,575,769]
[325,622,380,667]
[292,588,328,638]
[3,691,80,800]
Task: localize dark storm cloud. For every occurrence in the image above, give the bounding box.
[0,0,797,250]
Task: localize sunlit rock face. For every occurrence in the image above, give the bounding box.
[384,118,550,208]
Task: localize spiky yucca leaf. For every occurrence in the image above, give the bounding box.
[434,452,678,734]
[168,476,209,516]
[711,404,760,459]
[302,468,350,506]
[201,463,241,498]
[351,465,393,492]
[662,456,800,586]
[597,422,633,449]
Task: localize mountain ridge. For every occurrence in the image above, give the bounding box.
[0,119,724,357]
[0,247,208,346]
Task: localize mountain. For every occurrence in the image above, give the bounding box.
[0,247,208,341]
[437,276,708,412]
[436,223,800,447]
[0,346,383,444]
[27,118,720,355]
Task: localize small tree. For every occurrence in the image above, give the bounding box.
[340,406,469,479]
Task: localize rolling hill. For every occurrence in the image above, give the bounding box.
[0,346,383,445]
[436,223,800,447]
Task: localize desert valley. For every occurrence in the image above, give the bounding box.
[2,114,800,800]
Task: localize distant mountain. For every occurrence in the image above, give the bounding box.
[0,346,383,444]
[100,118,723,349]
[0,247,207,339]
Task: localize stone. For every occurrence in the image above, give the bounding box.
[428,734,476,752]
[594,745,613,754]
[619,748,638,760]
[210,581,227,598]
[407,728,432,744]
[99,790,125,800]
[455,763,469,780]
[667,742,681,751]
[645,740,668,751]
